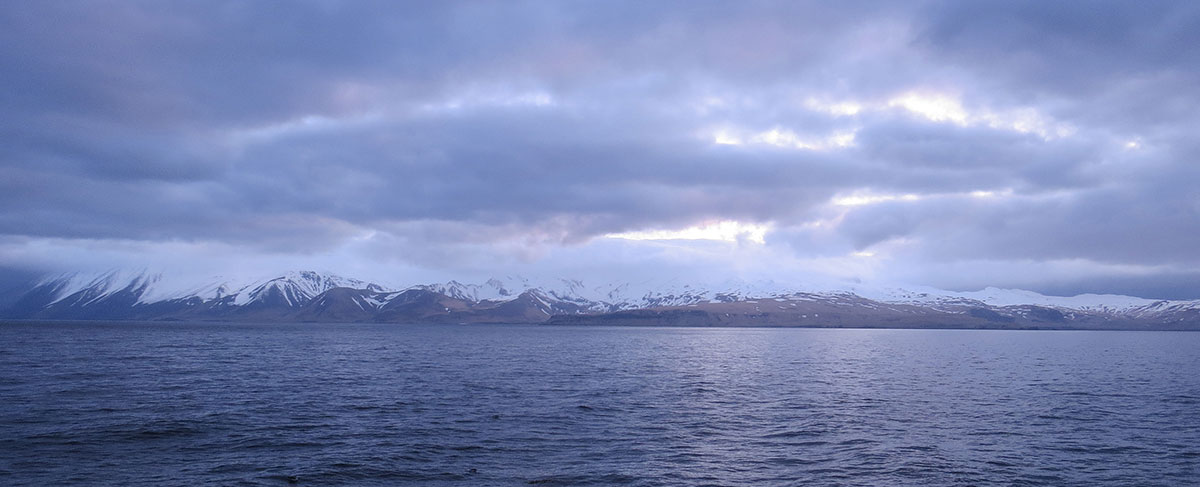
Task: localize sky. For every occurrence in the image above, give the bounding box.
[2,1,1199,298]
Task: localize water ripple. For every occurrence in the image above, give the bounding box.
[0,322,1198,486]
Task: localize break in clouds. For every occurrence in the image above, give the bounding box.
[2,1,1200,298]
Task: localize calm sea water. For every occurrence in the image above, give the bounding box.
[0,322,1197,486]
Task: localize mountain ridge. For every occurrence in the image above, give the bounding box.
[2,270,1198,330]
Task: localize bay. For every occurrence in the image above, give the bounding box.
[1,322,1197,486]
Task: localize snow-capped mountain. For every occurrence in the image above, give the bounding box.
[228,271,384,307]
[27,270,385,308]
[3,270,1199,329]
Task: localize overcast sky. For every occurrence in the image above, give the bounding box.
[2,1,1199,298]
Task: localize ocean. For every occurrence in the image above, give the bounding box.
[1,321,1197,486]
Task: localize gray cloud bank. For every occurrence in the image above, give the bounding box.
[2,1,1199,298]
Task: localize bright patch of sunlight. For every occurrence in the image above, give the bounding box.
[969,188,1014,199]
[832,192,922,207]
[711,127,856,151]
[831,188,1014,207]
[712,131,742,145]
[886,92,1074,140]
[888,92,969,125]
[606,220,771,244]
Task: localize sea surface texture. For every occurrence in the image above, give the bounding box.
[1,322,1197,486]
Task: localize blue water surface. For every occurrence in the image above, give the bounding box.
[0,322,1197,486]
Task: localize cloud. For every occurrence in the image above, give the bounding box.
[1,1,1198,298]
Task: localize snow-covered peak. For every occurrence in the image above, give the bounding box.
[413,275,827,310]
[847,284,1180,314]
[23,269,1200,317]
[419,275,609,305]
[230,271,386,306]
[954,287,1160,311]
[33,269,396,308]
[41,269,160,306]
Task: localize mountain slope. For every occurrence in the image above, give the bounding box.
[2,270,1198,329]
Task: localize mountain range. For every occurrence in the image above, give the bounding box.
[2,270,1198,330]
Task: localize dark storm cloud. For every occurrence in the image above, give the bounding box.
[1,1,1198,296]
[221,109,860,231]
[851,116,1101,193]
[915,0,1200,129]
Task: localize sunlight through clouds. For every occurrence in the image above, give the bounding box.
[832,192,923,207]
[3,1,1199,299]
[886,92,1074,140]
[709,127,856,151]
[888,92,969,124]
[605,220,771,244]
[828,188,1015,208]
